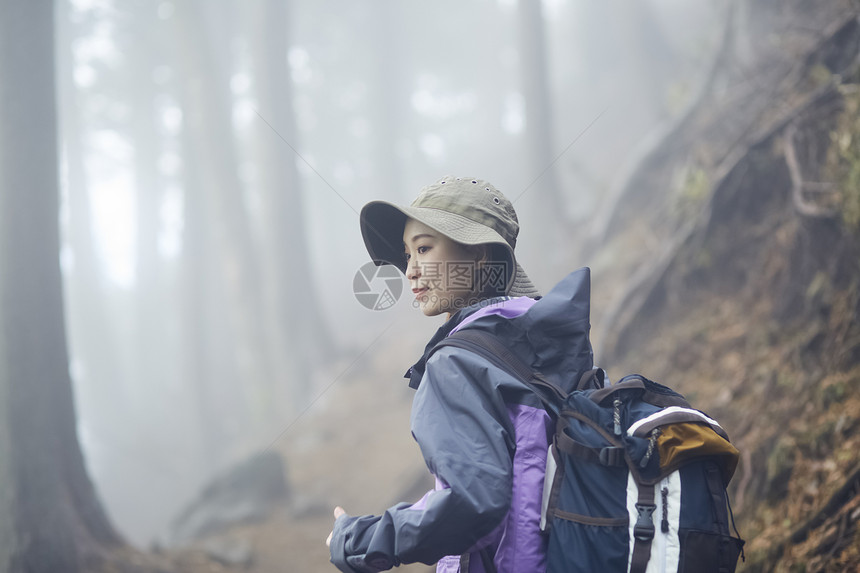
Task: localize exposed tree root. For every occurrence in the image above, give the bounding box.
[784,122,839,219]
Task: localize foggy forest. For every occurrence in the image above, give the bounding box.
[2,0,860,572]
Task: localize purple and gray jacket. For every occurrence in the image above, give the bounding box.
[330,269,594,573]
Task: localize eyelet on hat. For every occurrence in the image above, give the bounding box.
[493,196,501,204]
[472,180,477,183]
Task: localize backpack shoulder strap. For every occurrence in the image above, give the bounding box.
[431,328,566,416]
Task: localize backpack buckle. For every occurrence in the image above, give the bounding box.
[633,503,656,541]
[598,446,625,467]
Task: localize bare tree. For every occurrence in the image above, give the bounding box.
[0,1,122,570]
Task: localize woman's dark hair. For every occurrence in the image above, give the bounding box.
[473,244,510,299]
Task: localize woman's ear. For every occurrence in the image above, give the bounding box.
[468,244,490,264]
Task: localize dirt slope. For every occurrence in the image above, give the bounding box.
[590,4,860,572]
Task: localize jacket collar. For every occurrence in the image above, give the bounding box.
[404,268,594,394]
[405,297,512,389]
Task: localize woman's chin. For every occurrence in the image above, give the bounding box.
[419,303,444,317]
[415,295,443,317]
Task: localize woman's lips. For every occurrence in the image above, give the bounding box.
[412,287,429,300]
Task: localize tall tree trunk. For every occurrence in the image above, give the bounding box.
[171,0,275,466]
[0,1,121,570]
[248,0,330,417]
[517,0,566,277]
[56,0,127,451]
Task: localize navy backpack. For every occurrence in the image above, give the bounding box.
[438,328,745,573]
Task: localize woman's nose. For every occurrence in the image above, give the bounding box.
[406,259,420,281]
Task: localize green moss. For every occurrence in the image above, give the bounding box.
[795,419,836,458]
[818,380,847,409]
[766,438,796,501]
[809,63,833,88]
[824,88,860,232]
[683,167,709,204]
[805,271,832,302]
[742,549,774,573]
[665,80,692,115]
[694,247,712,270]
[767,440,794,477]
[672,166,710,222]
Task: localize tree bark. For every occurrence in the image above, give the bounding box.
[0,1,122,571]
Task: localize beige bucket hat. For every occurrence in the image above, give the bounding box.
[359,176,540,298]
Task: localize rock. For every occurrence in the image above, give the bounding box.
[203,536,254,567]
[166,450,288,546]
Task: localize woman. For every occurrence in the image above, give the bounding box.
[327,176,594,572]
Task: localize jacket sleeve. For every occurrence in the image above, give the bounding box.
[329,347,516,572]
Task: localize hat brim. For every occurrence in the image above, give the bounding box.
[360,201,540,298]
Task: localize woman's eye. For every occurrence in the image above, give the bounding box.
[404,246,430,261]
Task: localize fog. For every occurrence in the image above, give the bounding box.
[55,0,730,546]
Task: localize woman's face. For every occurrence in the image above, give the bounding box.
[403,218,484,317]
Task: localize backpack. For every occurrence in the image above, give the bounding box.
[436,328,745,573]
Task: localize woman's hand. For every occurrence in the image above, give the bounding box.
[325,506,346,547]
